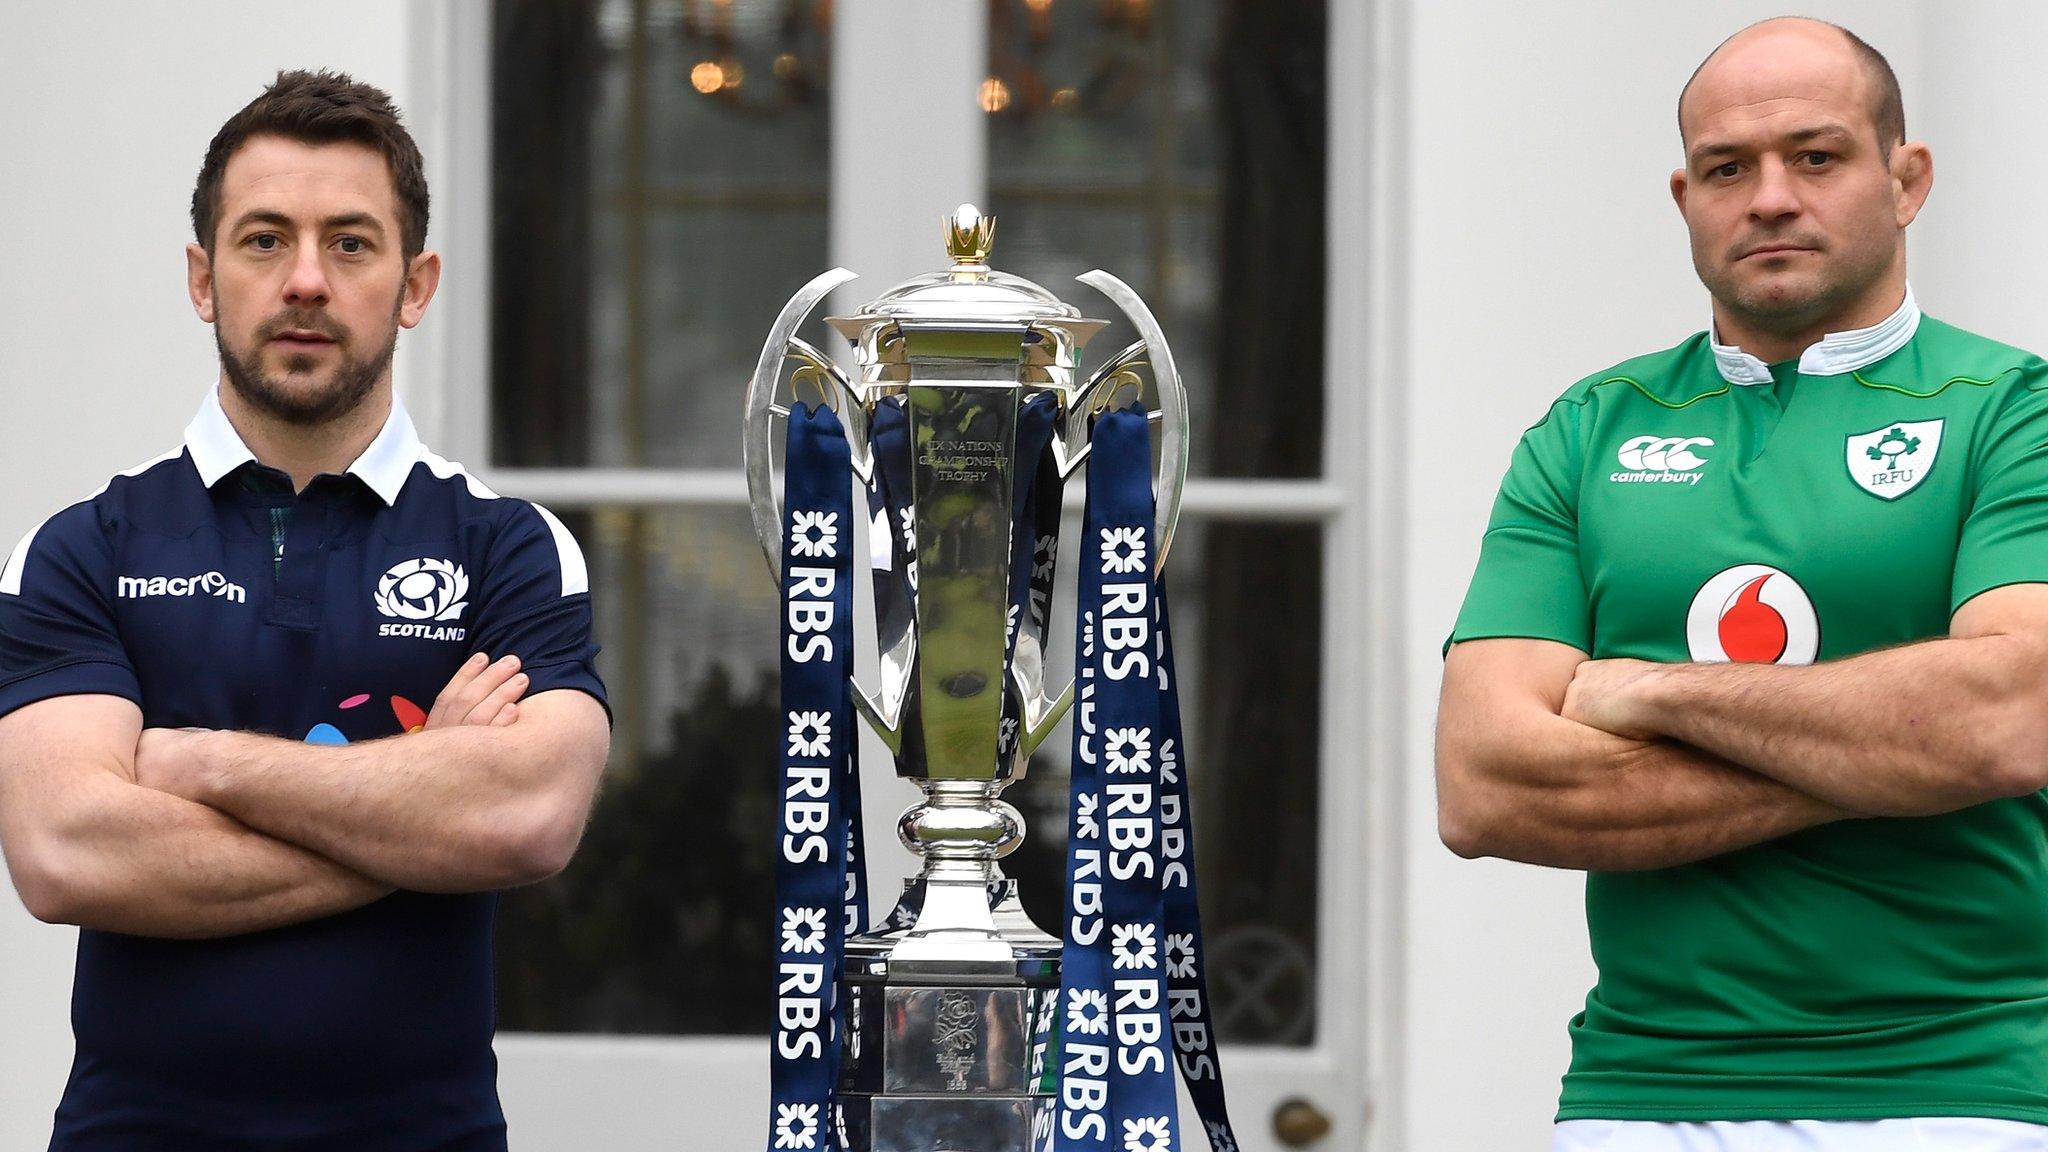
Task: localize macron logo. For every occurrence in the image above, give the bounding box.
[118,571,247,603]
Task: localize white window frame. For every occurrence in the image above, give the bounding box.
[404,0,1404,1145]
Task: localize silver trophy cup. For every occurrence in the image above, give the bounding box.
[745,205,1187,1152]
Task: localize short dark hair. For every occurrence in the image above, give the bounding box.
[1679,20,1906,158]
[191,69,429,259]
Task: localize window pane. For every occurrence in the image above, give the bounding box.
[497,509,1323,1046]
[492,0,832,468]
[497,505,781,1033]
[1003,517,1324,1047]
[985,0,1328,480]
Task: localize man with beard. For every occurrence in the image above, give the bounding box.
[0,71,610,1150]
[1439,18,2048,1152]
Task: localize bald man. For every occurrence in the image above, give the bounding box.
[1439,19,2048,1152]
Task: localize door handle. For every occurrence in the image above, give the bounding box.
[1272,1096,1333,1147]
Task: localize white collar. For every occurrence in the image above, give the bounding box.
[1710,285,1922,386]
[184,383,422,506]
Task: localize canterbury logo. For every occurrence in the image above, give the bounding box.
[1617,435,1713,471]
[374,558,469,622]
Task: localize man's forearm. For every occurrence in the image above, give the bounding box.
[158,693,607,893]
[1620,636,2041,816]
[17,774,388,938]
[1440,712,1852,871]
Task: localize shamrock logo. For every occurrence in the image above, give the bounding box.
[1866,425,1921,471]
[1166,932,1196,979]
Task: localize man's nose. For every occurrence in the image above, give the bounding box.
[281,243,331,305]
[1747,158,1802,223]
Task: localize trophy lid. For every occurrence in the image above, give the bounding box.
[843,204,1086,328]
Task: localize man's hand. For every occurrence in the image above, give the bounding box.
[1561,658,1669,740]
[427,653,529,729]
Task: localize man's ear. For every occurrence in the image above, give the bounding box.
[1891,141,1934,230]
[398,250,442,330]
[186,243,216,324]
[1669,168,1690,217]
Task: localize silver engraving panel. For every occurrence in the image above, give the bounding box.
[883,986,1031,1094]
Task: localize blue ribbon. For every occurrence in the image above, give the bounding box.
[1048,406,1240,1152]
[1154,590,1240,1152]
[769,402,858,1152]
[775,398,1238,1152]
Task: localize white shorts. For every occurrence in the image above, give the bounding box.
[1553,1118,2048,1151]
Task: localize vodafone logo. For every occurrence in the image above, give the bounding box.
[1686,564,1819,664]
[1612,435,1714,486]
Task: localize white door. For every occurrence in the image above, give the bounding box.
[415,1,1390,1148]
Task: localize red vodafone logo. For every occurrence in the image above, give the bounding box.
[1685,564,1819,664]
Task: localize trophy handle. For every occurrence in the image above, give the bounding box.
[744,266,862,584]
[744,267,903,747]
[1074,268,1189,572]
[1005,271,1187,759]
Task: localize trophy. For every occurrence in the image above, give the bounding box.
[745,205,1194,1152]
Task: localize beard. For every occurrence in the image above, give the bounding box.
[1698,231,1897,338]
[216,299,399,428]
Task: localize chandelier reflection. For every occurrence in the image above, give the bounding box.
[679,0,830,114]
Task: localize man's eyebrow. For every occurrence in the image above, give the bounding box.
[1687,124,1857,167]
[227,209,388,235]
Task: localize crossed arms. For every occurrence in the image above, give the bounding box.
[1435,583,2048,871]
[0,654,609,938]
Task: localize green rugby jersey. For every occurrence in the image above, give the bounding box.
[1451,292,2048,1123]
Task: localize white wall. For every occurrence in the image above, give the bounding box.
[0,3,408,1143]
[1400,3,2048,1149]
[6,2,2048,1149]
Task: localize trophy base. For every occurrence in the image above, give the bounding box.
[837,879,1060,1152]
[843,1093,1053,1152]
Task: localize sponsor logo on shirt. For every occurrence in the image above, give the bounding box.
[1844,418,1943,500]
[375,557,469,641]
[1685,564,1818,664]
[305,692,429,744]
[116,571,247,603]
[1610,435,1714,485]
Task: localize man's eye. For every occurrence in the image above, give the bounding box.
[1802,151,1833,167]
[1714,162,1740,179]
[337,236,366,255]
[250,234,280,251]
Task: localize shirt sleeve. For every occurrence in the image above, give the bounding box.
[0,501,141,720]
[1447,399,1592,653]
[466,502,611,724]
[1952,369,2048,613]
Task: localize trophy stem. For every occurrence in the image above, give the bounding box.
[888,782,1025,966]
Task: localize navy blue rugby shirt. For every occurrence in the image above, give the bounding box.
[0,384,607,1151]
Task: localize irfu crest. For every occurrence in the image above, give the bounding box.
[1844,419,1943,500]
